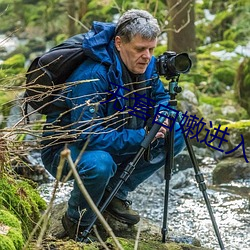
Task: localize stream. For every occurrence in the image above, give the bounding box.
[38,156,250,250]
[1,33,249,250]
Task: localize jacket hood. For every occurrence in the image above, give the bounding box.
[82,21,116,65]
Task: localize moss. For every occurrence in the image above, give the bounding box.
[0,54,26,86]
[0,235,16,250]
[1,54,25,69]
[0,209,21,229]
[217,40,237,51]
[7,228,24,249]
[221,120,250,130]
[213,67,235,86]
[0,209,24,249]
[0,175,47,239]
[105,237,208,250]
[216,120,250,149]
[199,95,224,107]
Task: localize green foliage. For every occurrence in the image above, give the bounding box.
[196,0,250,47]
[154,44,167,57]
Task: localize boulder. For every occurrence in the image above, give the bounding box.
[42,201,212,250]
[213,157,250,184]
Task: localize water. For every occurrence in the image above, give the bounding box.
[38,157,250,250]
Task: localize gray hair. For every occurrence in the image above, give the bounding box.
[115,9,160,43]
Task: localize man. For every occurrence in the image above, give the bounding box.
[41,9,185,241]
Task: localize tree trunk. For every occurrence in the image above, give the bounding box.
[78,0,88,20]
[167,0,196,62]
[67,0,77,36]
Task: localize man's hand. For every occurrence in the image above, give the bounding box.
[154,118,169,140]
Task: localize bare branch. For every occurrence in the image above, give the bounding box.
[62,148,124,250]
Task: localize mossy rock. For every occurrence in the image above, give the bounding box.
[0,174,47,239]
[106,237,210,250]
[208,119,250,161]
[0,209,24,250]
[198,91,249,122]
[213,157,250,184]
[220,120,250,148]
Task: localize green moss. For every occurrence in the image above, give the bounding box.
[221,120,250,130]
[213,67,235,86]
[7,228,24,249]
[219,120,250,148]
[1,54,25,69]
[0,175,47,239]
[0,54,26,86]
[217,40,237,51]
[0,209,21,229]
[0,209,24,249]
[0,235,16,250]
[105,237,206,250]
[199,95,224,107]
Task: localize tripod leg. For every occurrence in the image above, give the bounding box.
[182,129,225,250]
[162,120,175,243]
[82,121,164,240]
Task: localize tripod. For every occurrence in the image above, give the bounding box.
[82,77,225,250]
[161,78,225,249]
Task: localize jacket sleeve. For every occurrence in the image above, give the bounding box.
[65,60,146,156]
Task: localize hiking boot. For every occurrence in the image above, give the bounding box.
[105,196,140,225]
[61,213,97,243]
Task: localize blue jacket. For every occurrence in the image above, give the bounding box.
[44,21,170,156]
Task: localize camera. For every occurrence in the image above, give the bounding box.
[156,51,192,79]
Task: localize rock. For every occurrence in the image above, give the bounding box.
[170,168,193,189]
[213,157,250,184]
[43,201,212,250]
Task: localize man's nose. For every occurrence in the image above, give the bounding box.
[142,49,151,59]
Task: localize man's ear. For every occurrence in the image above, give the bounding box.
[115,36,122,51]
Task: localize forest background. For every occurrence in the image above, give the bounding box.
[0,0,250,127]
[0,0,250,249]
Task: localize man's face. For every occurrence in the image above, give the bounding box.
[115,35,157,74]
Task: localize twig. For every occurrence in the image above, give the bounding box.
[68,14,89,31]
[134,219,142,250]
[61,148,124,250]
[93,225,110,250]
